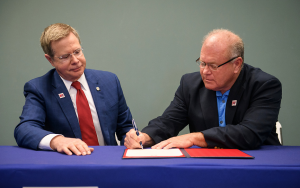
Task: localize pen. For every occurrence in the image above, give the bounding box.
[132,119,143,149]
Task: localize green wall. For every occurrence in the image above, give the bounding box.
[1,0,299,146]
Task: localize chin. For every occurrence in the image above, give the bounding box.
[76,71,84,78]
[204,83,217,91]
[76,67,84,74]
[70,71,84,80]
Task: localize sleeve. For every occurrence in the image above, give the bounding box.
[14,82,54,150]
[142,75,189,144]
[202,77,282,149]
[114,75,133,145]
[38,134,61,150]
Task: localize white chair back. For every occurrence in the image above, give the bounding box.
[276,121,282,145]
[115,133,120,146]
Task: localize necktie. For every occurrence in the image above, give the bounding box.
[71,81,99,146]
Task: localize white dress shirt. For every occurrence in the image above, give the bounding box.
[39,73,105,150]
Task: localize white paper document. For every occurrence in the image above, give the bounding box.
[125,148,183,157]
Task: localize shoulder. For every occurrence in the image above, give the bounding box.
[243,64,281,86]
[84,69,122,90]
[22,69,59,100]
[25,69,56,87]
[181,72,202,83]
[180,72,203,89]
[241,64,282,98]
[172,72,205,99]
[84,69,118,80]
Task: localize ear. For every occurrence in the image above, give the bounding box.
[45,54,55,67]
[233,57,243,73]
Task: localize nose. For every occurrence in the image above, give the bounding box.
[201,65,211,75]
[70,54,79,64]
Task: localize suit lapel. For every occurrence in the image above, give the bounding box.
[85,70,110,143]
[200,86,219,128]
[51,71,82,139]
[226,67,246,124]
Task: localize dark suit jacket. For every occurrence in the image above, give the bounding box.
[15,69,133,149]
[142,64,282,149]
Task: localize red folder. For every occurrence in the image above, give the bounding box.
[183,148,254,159]
[123,148,254,159]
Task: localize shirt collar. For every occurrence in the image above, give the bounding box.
[216,90,230,97]
[60,73,88,91]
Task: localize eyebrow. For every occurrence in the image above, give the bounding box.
[200,60,217,64]
[57,48,81,55]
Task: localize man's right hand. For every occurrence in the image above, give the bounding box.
[50,135,94,156]
[124,129,154,149]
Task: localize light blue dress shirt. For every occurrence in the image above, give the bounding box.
[216,90,230,127]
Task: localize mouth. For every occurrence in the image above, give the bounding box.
[71,66,82,72]
[204,79,214,83]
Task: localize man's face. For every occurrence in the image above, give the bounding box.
[45,32,86,82]
[199,41,238,94]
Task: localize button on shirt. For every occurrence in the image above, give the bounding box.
[216,90,230,127]
[39,73,105,150]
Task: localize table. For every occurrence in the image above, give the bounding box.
[1,145,300,188]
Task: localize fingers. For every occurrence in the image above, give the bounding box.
[152,140,173,149]
[68,141,93,156]
[124,129,142,149]
[124,129,141,149]
[51,136,94,156]
[60,146,73,156]
[162,144,174,150]
[79,143,93,155]
[74,144,88,155]
[152,134,194,149]
[89,147,94,153]
[66,144,81,156]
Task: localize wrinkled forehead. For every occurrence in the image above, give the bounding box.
[51,33,81,54]
[200,41,229,62]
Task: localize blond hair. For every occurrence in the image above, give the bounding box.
[40,23,81,57]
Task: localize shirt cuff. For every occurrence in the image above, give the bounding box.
[38,134,62,150]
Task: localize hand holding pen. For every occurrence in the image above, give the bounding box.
[132,119,143,149]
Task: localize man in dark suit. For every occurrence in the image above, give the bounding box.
[15,23,133,155]
[125,29,282,150]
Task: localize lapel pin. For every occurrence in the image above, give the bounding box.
[232,100,237,106]
[96,87,100,91]
[58,93,65,98]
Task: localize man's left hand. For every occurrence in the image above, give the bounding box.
[151,132,208,149]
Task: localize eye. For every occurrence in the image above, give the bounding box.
[74,49,81,55]
[210,64,218,70]
[200,62,206,67]
[59,54,70,59]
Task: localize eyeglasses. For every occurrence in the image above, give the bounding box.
[54,48,83,63]
[196,56,239,71]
